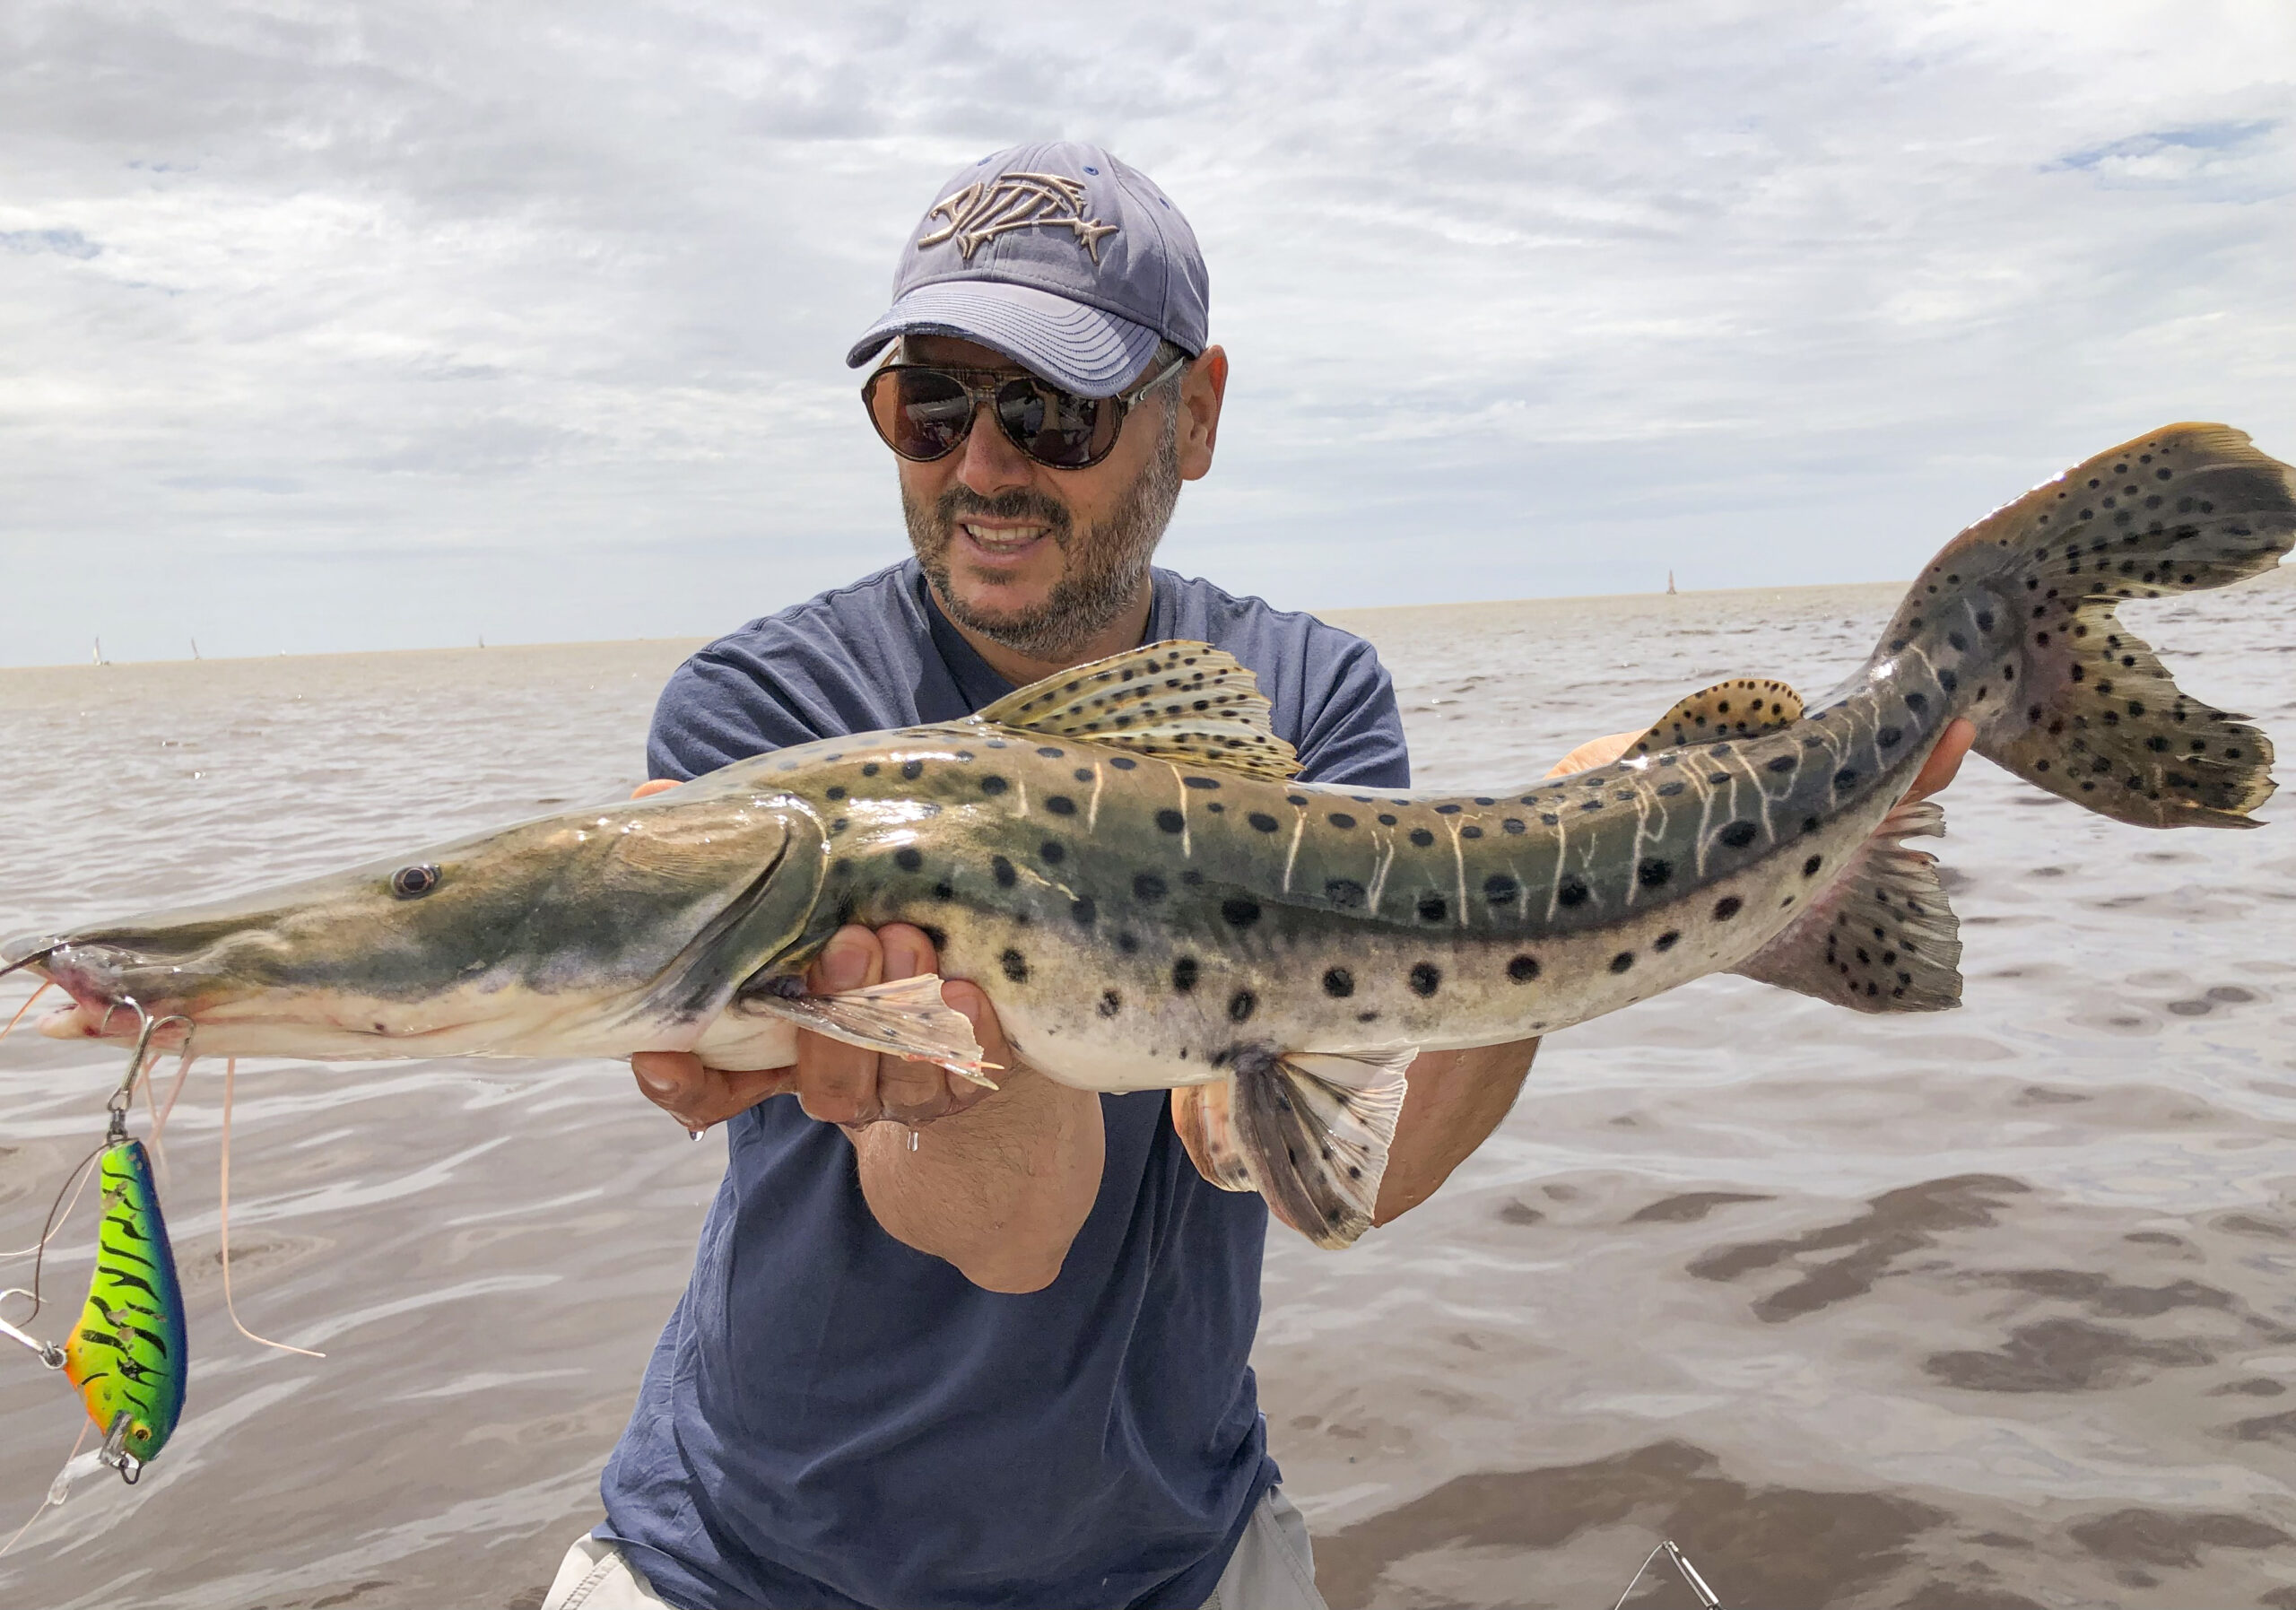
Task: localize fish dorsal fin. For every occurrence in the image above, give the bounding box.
[1629,677,1805,755]
[978,640,1300,781]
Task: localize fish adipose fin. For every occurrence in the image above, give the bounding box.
[977,641,1301,782]
[1170,1044,1413,1249]
[1732,797,1963,1012]
[1630,678,1805,754]
[745,975,996,1083]
[1918,423,2296,827]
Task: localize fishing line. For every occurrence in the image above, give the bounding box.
[0,1419,91,1562]
[0,1141,107,1317]
[218,1057,325,1360]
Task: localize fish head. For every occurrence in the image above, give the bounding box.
[4,788,825,1059]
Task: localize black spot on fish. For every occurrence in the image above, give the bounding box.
[1610,952,1635,973]
[1228,990,1257,1023]
[1133,872,1168,902]
[1878,727,1902,748]
[1155,808,1185,834]
[991,855,1016,888]
[1222,896,1262,928]
[1072,897,1097,926]
[1098,989,1121,1017]
[1038,746,1065,759]
[893,847,924,873]
[1172,957,1199,993]
[1074,767,1094,783]
[1000,949,1029,983]
[1484,875,1521,903]
[1328,812,1356,829]
[1508,954,1540,982]
[1418,893,1448,922]
[1046,795,1077,815]
[1409,962,1441,996]
[1326,878,1367,909]
[1803,854,1822,876]
[1248,812,1280,832]
[1436,804,1463,815]
[1904,692,1928,713]
[1184,776,1221,790]
[1655,931,1680,952]
[901,760,924,780]
[1766,754,1796,773]
[1503,816,1526,832]
[862,763,880,777]
[1719,821,1758,849]
[932,882,954,901]
[1637,858,1672,888]
[1323,967,1354,997]
[1558,875,1590,908]
[825,785,847,801]
[1040,840,1066,864]
[1715,896,1743,920]
[1109,756,1137,770]
[1410,828,1436,848]
[1833,769,1858,790]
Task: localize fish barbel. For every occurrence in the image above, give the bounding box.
[7,424,2292,1247]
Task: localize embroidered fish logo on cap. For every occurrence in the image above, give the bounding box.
[918,171,1120,263]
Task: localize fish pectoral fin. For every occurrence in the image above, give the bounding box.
[1730,797,1964,1012]
[1629,677,1805,755]
[1170,1044,1415,1250]
[744,975,996,1084]
[975,640,1301,782]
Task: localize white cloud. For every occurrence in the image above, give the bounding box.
[0,0,2289,664]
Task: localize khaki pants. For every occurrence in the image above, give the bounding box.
[541,1487,1326,1610]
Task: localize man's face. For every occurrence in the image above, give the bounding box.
[896,335,1182,662]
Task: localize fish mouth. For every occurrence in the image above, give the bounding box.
[2,936,193,1046]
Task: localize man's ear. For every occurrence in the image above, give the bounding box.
[1177,344,1227,482]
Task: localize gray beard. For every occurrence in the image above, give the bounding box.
[905,408,1182,662]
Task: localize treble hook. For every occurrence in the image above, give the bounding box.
[98,1003,192,1141]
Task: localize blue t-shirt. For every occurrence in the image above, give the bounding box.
[601,560,1410,1610]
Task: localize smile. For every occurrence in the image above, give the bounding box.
[960,523,1051,557]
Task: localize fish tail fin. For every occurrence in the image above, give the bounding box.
[1900,424,2296,827]
[1170,1045,1413,1249]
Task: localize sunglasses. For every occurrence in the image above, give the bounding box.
[862,354,1188,471]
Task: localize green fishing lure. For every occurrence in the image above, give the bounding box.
[60,1137,187,1472]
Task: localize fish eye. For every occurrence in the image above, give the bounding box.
[389,864,442,900]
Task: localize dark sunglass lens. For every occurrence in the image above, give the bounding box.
[873,370,974,459]
[996,379,1103,467]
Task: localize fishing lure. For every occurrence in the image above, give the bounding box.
[0,1015,190,1483]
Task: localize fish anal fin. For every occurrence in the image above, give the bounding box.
[977,640,1300,782]
[1171,1044,1413,1249]
[1731,798,1963,1012]
[1630,678,1805,755]
[743,974,995,1083]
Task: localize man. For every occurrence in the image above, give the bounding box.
[527,141,1538,1610]
[542,144,1971,1610]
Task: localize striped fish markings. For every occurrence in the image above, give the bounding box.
[8,424,2292,1249]
[63,1139,189,1466]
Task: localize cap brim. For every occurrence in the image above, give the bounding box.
[845,281,1162,397]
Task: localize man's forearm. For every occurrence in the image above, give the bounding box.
[850,1064,1105,1293]
[1372,1038,1539,1225]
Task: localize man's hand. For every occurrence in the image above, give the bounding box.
[624,780,1013,1136]
[1547,718,1977,804]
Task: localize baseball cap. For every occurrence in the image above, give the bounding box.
[845,142,1209,399]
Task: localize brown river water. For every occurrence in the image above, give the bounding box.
[3,571,2294,1610]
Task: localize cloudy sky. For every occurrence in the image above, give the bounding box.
[2,1,2291,666]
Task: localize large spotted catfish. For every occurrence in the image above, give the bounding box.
[9,425,2292,1247]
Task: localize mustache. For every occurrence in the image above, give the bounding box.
[934,485,1074,542]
